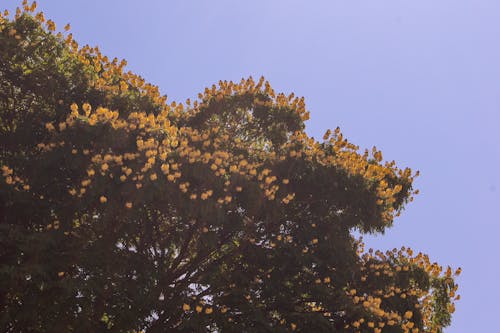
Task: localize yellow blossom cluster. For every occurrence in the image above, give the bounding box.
[31,86,309,207]
[1,165,29,190]
[343,243,461,333]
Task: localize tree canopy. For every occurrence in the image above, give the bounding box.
[0,3,459,332]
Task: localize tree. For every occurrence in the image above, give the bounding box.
[0,3,459,332]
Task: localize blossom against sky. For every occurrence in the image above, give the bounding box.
[5,1,500,332]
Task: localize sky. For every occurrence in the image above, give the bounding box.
[4,1,500,331]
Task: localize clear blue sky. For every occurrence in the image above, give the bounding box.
[6,1,500,331]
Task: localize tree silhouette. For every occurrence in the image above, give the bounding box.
[0,3,459,332]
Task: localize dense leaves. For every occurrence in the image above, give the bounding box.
[0,3,459,332]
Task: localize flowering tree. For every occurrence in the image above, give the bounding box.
[0,3,459,332]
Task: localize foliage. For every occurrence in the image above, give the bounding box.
[0,3,460,332]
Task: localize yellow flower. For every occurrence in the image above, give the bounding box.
[120,81,128,92]
[323,129,331,140]
[58,271,65,277]
[46,19,56,31]
[82,102,91,116]
[125,202,132,209]
[161,164,169,174]
[195,305,203,313]
[100,196,107,203]
[182,303,190,311]
[88,115,97,126]
[205,307,213,314]
[45,122,55,131]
